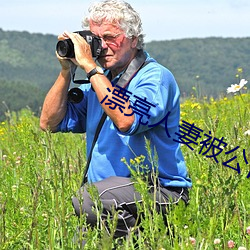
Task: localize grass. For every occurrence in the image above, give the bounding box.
[0,91,249,249]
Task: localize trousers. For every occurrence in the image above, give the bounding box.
[72,176,189,238]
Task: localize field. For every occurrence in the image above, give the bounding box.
[0,85,249,249]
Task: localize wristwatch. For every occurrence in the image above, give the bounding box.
[87,66,104,80]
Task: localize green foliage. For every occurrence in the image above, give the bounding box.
[0,92,249,249]
[145,37,250,98]
[0,79,46,121]
[0,29,61,121]
[0,29,250,120]
[0,29,60,92]
[0,109,85,249]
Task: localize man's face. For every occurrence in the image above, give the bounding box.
[89,20,138,73]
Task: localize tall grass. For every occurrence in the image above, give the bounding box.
[0,92,249,249]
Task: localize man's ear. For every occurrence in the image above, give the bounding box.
[131,36,139,48]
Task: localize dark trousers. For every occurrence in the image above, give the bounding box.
[72,176,189,238]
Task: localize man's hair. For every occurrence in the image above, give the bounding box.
[82,0,145,49]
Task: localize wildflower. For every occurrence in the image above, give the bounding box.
[135,157,141,164]
[228,240,235,248]
[189,237,196,246]
[246,226,250,235]
[237,67,243,73]
[214,238,221,244]
[238,247,246,250]
[190,102,201,109]
[227,79,248,93]
[130,159,135,165]
[42,213,48,221]
[244,130,250,136]
[196,179,201,185]
[11,185,17,192]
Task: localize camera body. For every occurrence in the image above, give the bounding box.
[56,30,102,58]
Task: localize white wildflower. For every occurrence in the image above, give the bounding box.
[227,79,248,93]
[214,238,221,244]
[244,130,250,136]
[238,247,247,250]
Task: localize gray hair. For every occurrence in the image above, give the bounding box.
[82,0,145,49]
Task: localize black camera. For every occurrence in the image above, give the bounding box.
[56,30,102,58]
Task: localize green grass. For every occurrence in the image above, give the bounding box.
[0,92,249,249]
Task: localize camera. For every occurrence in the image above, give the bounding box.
[56,30,102,58]
[68,88,84,103]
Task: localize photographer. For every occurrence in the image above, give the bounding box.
[40,0,192,243]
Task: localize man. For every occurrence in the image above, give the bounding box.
[40,0,192,242]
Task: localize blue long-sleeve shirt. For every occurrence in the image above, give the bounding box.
[57,52,192,188]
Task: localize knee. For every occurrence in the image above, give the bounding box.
[72,188,97,225]
[72,196,82,217]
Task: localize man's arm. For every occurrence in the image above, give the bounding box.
[40,44,73,133]
[61,31,135,132]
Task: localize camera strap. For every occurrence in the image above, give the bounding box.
[81,50,149,186]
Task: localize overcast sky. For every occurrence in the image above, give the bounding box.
[1,0,250,42]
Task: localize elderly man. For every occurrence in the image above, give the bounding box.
[40,0,192,242]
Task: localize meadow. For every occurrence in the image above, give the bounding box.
[0,83,249,249]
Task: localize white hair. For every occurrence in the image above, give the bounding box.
[82,0,145,49]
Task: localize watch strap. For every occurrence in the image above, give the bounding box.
[87,67,103,80]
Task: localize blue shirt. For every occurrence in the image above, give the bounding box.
[58,52,192,188]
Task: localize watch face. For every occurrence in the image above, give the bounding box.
[96,66,104,74]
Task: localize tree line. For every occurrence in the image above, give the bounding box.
[0,28,249,121]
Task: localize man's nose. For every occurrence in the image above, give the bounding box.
[100,38,108,49]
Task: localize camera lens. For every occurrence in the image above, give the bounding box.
[56,39,74,58]
[68,88,84,103]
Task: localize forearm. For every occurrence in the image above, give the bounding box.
[58,31,135,132]
[90,73,134,132]
[40,70,71,132]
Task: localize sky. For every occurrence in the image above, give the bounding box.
[1,0,250,42]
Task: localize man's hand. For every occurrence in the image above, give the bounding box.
[62,31,96,73]
[56,33,79,71]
